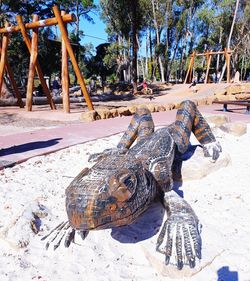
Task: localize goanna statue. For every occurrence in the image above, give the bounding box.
[44,100,222,270]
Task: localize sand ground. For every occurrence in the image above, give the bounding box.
[0,83,250,280]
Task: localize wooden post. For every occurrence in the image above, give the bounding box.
[16,15,56,110]
[5,57,24,108]
[0,23,9,94]
[26,14,39,111]
[184,51,195,84]
[184,59,192,84]
[189,52,195,83]
[61,10,70,113]
[0,14,76,34]
[225,48,231,83]
[205,52,212,84]
[53,5,94,111]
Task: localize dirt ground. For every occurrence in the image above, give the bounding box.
[0,82,248,132]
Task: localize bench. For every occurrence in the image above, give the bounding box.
[212,100,250,114]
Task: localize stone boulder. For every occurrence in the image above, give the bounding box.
[146,104,156,113]
[118,107,132,116]
[235,93,250,100]
[204,114,230,125]
[129,106,138,114]
[110,108,119,117]
[179,146,231,181]
[219,122,247,137]
[214,95,236,101]
[226,85,247,95]
[80,110,99,122]
[214,88,226,96]
[96,108,112,119]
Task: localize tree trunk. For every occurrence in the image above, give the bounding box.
[131,0,138,92]
[219,0,240,83]
[169,31,181,82]
[149,29,154,80]
[145,29,149,78]
[216,27,222,72]
[74,0,80,85]
[152,0,165,82]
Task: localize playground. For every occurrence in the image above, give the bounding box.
[1,2,250,281]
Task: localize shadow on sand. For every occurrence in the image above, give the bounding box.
[217,266,238,281]
[0,138,62,156]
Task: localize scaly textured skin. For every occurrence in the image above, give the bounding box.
[63,100,220,269]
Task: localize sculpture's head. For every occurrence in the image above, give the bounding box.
[65,155,156,230]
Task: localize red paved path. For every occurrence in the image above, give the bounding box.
[0,104,249,170]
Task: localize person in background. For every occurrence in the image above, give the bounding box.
[212,72,216,83]
[52,76,61,97]
[216,71,221,83]
[141,79,153,95]
[189,76,198,93]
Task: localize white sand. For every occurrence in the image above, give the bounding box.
[0,126,250,281]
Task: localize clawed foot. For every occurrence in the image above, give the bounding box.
[203,141,222,161]
[41,221,88,250]
[156,214,201,270]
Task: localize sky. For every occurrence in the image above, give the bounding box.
[77,0,147,56]
[79,1,109,52]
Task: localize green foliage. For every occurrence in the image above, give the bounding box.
[0,0,249,87]
[0,0,96,87]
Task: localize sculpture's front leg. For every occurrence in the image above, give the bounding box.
[156,190,201,270]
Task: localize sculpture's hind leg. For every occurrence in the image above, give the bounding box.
[117,106,155,150]
[170,100,221,160]
[88,107,155,163]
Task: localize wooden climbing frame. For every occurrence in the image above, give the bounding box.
[0,5,94,112]
[184,48,233,84]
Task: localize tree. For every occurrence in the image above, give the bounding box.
[100,0,150,90]
[219,0,240,82]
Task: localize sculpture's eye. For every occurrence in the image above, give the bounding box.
[108,170,136,202]
[120,174,137,190]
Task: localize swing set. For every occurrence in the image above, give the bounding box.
[184,48,232,84]
[0,5,94,113]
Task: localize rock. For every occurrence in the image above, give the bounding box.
[197,99,208,106]
[80,110,98,122]
[129,106,138,114]
[214,95,236,101]
[219,122,247,137]
[137,104,148,109]
[118,107,132,116]
[174,102,181,109]
[226,85,247,95]
[214,89,226,96]
[163,104,174,111]
[206,97,214,105]
[168,103,176,110]
[146,104,156,113]
[110,108,119,117]
[96,108,112,119]
[235,93,250,100]
[179,146,231,181]
[155,105,166,112]
[204,114,230,125]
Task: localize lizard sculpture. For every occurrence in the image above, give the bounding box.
[44,100,222,270]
